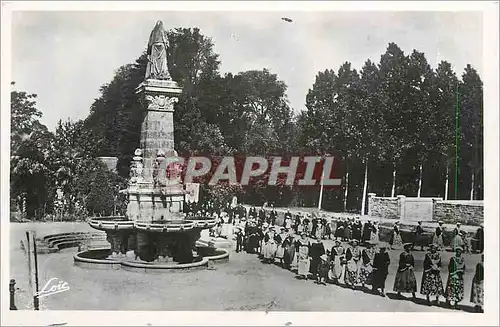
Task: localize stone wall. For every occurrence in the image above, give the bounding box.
[367,194,484,226]
[367,193,399,219]
[432,200,484,226]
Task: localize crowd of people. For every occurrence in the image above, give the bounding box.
[183,200,484,313]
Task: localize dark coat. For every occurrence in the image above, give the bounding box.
[309,241,325,274]
[473,262,484,283]
[397,252,415,272]
[475,227,484,252]
[362,222,372,241]
[352,221,362,240]
[334,220,344,238]
[372,251,390,288]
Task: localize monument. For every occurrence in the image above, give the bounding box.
[78,21,223,269]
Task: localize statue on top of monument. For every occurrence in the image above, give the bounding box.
[145,21,172,81]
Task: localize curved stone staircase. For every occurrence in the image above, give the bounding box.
[21,231,109,254]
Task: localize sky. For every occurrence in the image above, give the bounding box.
[11,10,483,131]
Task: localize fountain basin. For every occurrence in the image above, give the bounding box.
[74,246,229,272]
[88,217,217,232]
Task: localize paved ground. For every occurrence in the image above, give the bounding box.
[9,222,481,311]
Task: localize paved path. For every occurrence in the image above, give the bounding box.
[9,222,480,312]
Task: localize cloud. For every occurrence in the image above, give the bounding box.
[11,11,482,130]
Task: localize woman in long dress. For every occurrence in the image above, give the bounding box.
[390,222,404,250]
[282,234,296,270]
[297,221,305,234]
[372,243,390,296]
[334,219,344,240]
[358,242,376,289]
[370,222,380,243]
[259,223,269,258]
[445,246,466,309]
[451,228,465,252]
[328,240,345,284]
[328,219,337,240]
[324,218,332,240]
[472,225,484,253]
[303,219,311,237]
[317,254,330,285]
[362,221,372,244]
[264,227,279,263]
[309,236,325,279]
[296,233,311,279]
[393,243,417,298]
[432,221,445,250]
[293,215,301,233]
[344,240,361,289]
[246,222,262,254]
[471,254,484,313]
[352,218,363,242]
[221,211,230,239]
[343,220,352,241]
[420,244,444,305]
[274,227,287,265]
[315,221,326,240]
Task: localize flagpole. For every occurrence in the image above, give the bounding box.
[318,171,324,210]
[317,154,330,211]
[455,82,460,199]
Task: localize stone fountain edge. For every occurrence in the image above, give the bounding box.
[73,247,229,272]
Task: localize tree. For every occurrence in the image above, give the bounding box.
[406,50,435,197]
[10,84,54,219]
[50,119,106,217]
[430,61,459,199]
[10,83,48,155]
[75,159,127,216]
[378,43,411,197]
[459,65,483,200]
[227,69,294,155]
[355,59,385,214]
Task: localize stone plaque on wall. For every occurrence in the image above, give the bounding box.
[403,198,434,222]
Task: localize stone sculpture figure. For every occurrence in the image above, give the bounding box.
[145,21,171,80]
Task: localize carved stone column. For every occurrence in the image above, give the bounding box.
[106,231,123,258]
[135,79,182,183]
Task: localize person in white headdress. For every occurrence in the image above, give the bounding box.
[296,232,311,279]
[420,243,444,306]
[390,221,404,250]
[328,240,345,284]
[344,240,361,289]
[432,221,445,251]
[445,246,466,309]
[358,241,376,290]
[275,227,287,265]
[393,243,417,299]
[370,221,380,243]
[282,233,297,270]
[262,226,278,263]
[451,224,465,252]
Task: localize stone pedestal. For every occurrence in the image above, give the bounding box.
[106,231,131,258]
[126,184,185,222]
[135,79,182,182]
